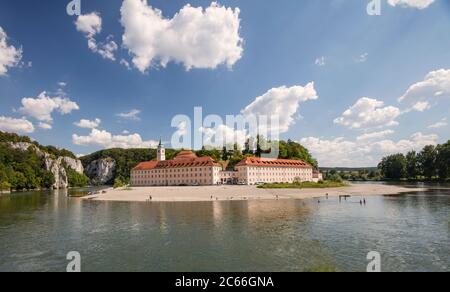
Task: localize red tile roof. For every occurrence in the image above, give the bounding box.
[132,151,221,171]
[235,157,312,168]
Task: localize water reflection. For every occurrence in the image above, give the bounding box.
[0,188,449,272]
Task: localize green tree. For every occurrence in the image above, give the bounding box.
[114,178,125,189]
[406,151,419,179]
[418,145,437,180]
[378,154,407,179]
[436,141,450,180]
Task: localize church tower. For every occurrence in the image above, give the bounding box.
[157,139,166,161]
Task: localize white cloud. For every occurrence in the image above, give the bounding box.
[75,13,118,61]
[241,83,318,134]
[300,132,438,167]
[428,118,448,129]
[120,0,243,73]
[388,0,435,9]
[74,118,101,129]
[0,116,34,134]
[0,26,23,76]
[315,56,326,66]
[38,122,52,130]
[398,69,450,107]
[412,101,431,112]
[200,124,247,149]
[19,91,79,122]
[356,130,395,141]
[72,128,158,149]
[355,53,368,63]
[116,109,141,121]
[334,97,401,130]
[75,13,102,37]
[120,59,131,70]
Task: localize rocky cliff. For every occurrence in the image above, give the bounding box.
[85,158,116,185]
[8,142,84,189]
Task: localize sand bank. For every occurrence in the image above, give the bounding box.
[82,184,427,203]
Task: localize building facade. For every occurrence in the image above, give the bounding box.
[130,143,319,187]
[235,157,314,185]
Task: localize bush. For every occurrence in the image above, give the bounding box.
[0,181,11,191]
[66,168,89,187]
[113,178,125,189]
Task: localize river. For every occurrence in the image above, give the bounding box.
[0,186,449,272]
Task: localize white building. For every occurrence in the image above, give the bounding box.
[131,142,319,187]
[235,157,314,185]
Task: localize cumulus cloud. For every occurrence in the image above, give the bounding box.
[0,26,23,76]
[356,130,395,141]
[334,97,401,130]
[0,116,34,134]
[388,0,435,9]
[428,118,448,129]
[72,128,158,149]
[74,118,101,129]
[120,0,243,73]
[116,109,141,121]
[300,132,438,167]
[241,83,318,134]
[38,122,52,130]
[75,13,118,61]
[200,124,247,149]
[19,91,79,122]
[398,69,450,108]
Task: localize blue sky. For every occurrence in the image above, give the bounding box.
[1,0,450,167]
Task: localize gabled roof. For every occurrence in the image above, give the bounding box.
[235,157,312,168]
[132,150,222,171]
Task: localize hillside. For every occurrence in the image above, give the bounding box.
[0,132,89,191]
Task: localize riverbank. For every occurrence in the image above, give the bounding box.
[81,184,426,203]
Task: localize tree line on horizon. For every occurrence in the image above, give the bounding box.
[378,140,450,181]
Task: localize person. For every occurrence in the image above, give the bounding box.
[326,193,329,199]
[364,199,366,205]
[149,195,152,202]
[360,200,363,205]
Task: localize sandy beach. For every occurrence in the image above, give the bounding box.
[82,184,427,203]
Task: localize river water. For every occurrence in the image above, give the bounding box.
[0,186,449,272]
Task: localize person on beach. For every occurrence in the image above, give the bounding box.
[326,193,329,199]
[149,196,152,201]
[364,199,366,205]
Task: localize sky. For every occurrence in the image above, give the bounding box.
[0,0,450,167]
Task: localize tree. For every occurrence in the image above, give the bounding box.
[406,151,419,179]
[41,171,55,189]
[378,154,407,179]
[418,145,437,180]
[436,141,450,180]
[114,178,125,189]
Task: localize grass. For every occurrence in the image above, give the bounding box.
[258,181,348,189]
